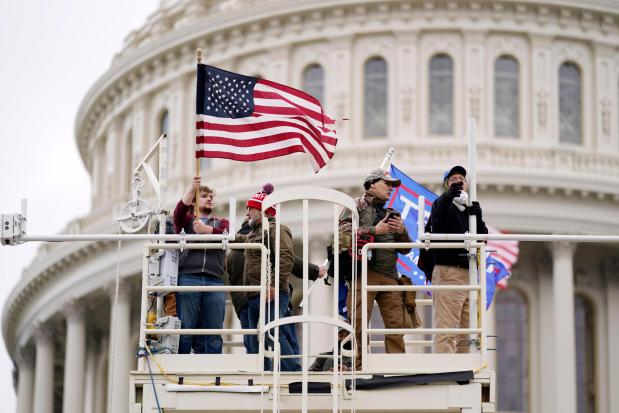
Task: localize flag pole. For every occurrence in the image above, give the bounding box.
[194,48,204,218]
[380,146,395,170]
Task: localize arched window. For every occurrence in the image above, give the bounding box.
[302,64,325,104]
[575,294,596,413]
[495,56,519,138]
[559,62,582,144]
[495,289,528,412]
[429,54,454,135]
[363,57,388,138]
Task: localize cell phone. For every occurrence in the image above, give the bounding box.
[385,210,401,221]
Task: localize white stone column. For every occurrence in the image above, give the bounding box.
[551,241,577,413]
[535,250,554,413]
[603,258,619,413]
[62,302,86,413]
[94,337,108,413]
[16,349,35,413]
[33,325,55,413]
[107,285,132,413]
[82,346,96,413]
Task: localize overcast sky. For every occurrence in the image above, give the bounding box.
[0,1,157,409]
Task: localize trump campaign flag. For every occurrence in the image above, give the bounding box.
[195,64,338,173]
[386,164,437,285]
[386,164,518,308]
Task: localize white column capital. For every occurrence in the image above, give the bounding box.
[33,323,55,345]
[62,299,86,322]
[14,346,34,368]
[549,240,577,258]
[106,279,134,301]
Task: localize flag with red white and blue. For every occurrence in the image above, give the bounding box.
[195,64,338,173]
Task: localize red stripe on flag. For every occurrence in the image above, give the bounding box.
[197,133,328,168]
[398,184,434,207]
[397,258,411,271]
[257,78,321,106]
[196,146,307,162]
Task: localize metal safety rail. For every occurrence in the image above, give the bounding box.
[136,241,269,373]
[359,241,487,374]
[358,233,619,373]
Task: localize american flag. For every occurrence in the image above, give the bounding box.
[486,225,519,288]
[195,64,338,173]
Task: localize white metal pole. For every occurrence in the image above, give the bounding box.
[479,243,487,369]
[302,200,309,413]
[273,204,281,413]
[137,246,150,371]
[332,204,339,412]
[361,248,368,370]
[467,117,479,353]
[379,147,395,170]
[417,196,425,239]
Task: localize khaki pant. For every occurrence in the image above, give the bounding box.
[432,265,470,353]
[347,270,405,370]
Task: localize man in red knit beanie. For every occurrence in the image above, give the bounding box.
[237,183,300,371]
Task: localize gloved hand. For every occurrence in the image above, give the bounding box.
[467,201,482,217]
[448,181,464,198]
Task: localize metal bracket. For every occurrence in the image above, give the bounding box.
[1,213,26,246]
[221,229,229,250]
[179,229,187,252]
[464,231,472,251]
[423,232,431,250]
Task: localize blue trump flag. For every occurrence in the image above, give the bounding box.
[387,165,438,285]
[387,164,510,308]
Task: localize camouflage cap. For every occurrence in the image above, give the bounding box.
[364,168,401,187]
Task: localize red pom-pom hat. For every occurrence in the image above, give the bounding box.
[247,183,276,216]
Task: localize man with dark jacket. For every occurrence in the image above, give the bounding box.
[225,220,325,355]
[429,165,488,353]
[173,176,229,354]
[236,183,300,371]
[339,168,411,370]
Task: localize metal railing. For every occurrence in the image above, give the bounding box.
[359,241,488,370]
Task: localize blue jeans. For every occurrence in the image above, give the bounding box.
[176,274,225,354]
[248,293,301,371]
[283,304,300,356]
[238,306,255,354]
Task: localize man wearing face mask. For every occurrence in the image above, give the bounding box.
[339,168,411,370]
[429,165,487,354]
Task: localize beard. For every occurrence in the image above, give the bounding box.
[200,206,212,215]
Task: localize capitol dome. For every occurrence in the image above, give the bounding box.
[3,1,619,412]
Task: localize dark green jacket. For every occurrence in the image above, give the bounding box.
[338,193,411,278]
[237,217,294,296]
